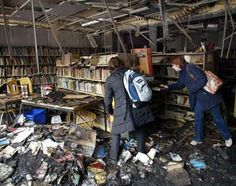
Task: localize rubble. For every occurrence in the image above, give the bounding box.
[0,163,14,182]
[0,117,235,185]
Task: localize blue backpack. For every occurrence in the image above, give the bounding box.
[123,69,152,108]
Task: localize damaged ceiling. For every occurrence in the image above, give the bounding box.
[0,0,236,35]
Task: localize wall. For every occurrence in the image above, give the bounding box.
[0,26,92,48]
[1,26,236,53]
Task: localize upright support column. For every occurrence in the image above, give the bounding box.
[103,0,130,65]
[31,0,39,74]
[1,0,13,59]
[159,0,168,53]
[149,25,157,52]
[221,2,227,58]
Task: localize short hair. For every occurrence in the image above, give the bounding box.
[170,55,186,68]
[109,57,124,71]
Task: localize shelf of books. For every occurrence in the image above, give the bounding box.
[151,52,210,122]
[0,46,94,86]
[56,53,137,97]
[0,46,60,86]
[56,54,113,97]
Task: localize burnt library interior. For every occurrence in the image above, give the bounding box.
[0,0,236,185]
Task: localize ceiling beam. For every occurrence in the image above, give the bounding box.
[31,0,40,74]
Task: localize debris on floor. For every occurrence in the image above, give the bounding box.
[0,118,235,185]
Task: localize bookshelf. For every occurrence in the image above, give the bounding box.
[56,53,136,132]
[56,53,137,97]
[56,54,112,97]
[0,46,59,86]
[152,52,212,122]
[0,46,94,86]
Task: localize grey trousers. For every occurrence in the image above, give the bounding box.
[110,127,145,161]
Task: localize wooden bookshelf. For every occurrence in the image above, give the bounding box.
[56,53,137,97]
[0,46,94,86]
[0,46,60,86]
[151,52,211,122]
[56,55,110,97]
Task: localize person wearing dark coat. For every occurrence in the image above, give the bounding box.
[163,55,232,147]
[104,57,154,162]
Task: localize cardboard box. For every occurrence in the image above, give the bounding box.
[94,53,137,67]
[63,52,80,66]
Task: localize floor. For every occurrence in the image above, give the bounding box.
[106,116,236,186]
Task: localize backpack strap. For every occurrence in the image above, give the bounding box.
[123,71,130,121]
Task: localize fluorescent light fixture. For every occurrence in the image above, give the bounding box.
[129,7,149,14]
[0,23,18,26]
[113,14,127,19]
[45,8,52,12]
[187,23,204,29]
[187,23,218,29]
[82,20,99,27]
[207,24,218,29]
[81,12,127,27]
[81,56,92,59]
[96,14,127,22]
[85,2,127,10]
[59,1,65,5]
[140,30,149,34]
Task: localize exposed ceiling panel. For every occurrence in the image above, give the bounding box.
[32,0,61,9]
[40,0,62,4]
[72,7,103,19]
[3,0,28,7]
[46,1,87,17]
[0,0,236,35]
[11,9,43,21]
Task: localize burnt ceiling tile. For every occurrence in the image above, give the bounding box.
[46,1,88,17]
[10,9,43,21]
[3,0,28,7]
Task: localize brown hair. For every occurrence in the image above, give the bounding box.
[170,55,186,68]
[109,57,124,72]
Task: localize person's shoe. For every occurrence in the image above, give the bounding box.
[190,140,202,146]
[225,138,233,147]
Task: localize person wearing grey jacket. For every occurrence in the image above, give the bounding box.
[104,57,154,163]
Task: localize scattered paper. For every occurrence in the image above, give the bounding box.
[11,127,34,143]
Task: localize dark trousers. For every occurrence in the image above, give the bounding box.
[110,127,145,161]
[193,101,231,142]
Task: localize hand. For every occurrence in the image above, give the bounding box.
[160,84,168,89]
[152,86,167,92]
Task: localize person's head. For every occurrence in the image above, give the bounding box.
[108,57,124,73]
[170,55,186,72]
